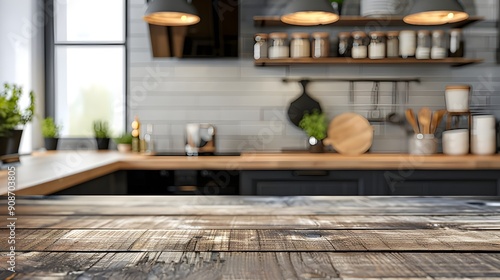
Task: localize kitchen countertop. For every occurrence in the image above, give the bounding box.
[2,151,500,195]
[1,196,499,279]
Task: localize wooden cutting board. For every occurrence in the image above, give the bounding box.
[324,113,374,155]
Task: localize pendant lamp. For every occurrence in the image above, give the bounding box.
[281,0,340,26]
[404,0,469,25]
[144,0,200,26]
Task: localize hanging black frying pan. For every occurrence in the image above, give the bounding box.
[287,80,322,127]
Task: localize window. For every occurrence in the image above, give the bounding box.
[50,0,126,137]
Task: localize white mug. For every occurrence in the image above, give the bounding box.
[442,129,469,156]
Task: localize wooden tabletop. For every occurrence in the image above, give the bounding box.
[2,151,500,195]
[1,196,499,279]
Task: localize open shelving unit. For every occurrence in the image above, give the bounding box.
[253,16,485,29]
[253,16,485,67]
[254,57,483,67]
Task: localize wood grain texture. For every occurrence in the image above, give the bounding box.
[2,252,500,280]
[324,113,373,155]
[3,151,500,195]
[1,196,499,279]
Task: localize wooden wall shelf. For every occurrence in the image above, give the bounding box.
[254,16,485,29]
[254,58,483,67]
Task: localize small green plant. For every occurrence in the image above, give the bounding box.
[93,120,110,138]
[299,110,328,140]
[0,83,35,136]
[41,117,61,138]
[114,133,133,145]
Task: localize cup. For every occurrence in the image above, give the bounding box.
[442,129,469,156]
[445,85,470,112]
[409,134,437,155]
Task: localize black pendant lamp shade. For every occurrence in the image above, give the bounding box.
[144,0,200,26]
[404,0,469,25]
[281,0,339,26]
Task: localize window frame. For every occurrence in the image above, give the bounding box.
[44,0,128,137]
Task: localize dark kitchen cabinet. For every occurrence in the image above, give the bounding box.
[240,170,378,196]
[127,170,239,195]
[379,170,500,196]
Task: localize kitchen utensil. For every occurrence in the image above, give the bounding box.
[430,109,447,134]
[405,109,419,134]
[185,123,216,156]
[287,80,322,127]
[418,107,432,134]
[323,113,373,155]
[431,110,446,134]
[442,129,469,156]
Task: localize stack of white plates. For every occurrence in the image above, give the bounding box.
[361,0,407,17]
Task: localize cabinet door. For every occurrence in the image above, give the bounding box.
[381,170,500,196]
[241,171,375,196]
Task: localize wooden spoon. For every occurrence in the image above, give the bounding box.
[431,109,447,134]
[418,107,432,135]
[405,109,419,134]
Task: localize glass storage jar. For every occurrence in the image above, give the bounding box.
[431,30,447,59]
[369,31,386,59]
[351,31,368,59]
[290,32,310,58]
[449,29,464,57]
[386,31,399,58]
[399,30,416,58]
[268,32,289,59]
[338,32,352,57]
[416,30,431,59]
[253,33,268,60]
[311,32,330,58]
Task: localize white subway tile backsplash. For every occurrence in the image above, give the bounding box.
[129,0,500,153]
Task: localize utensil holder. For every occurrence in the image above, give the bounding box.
[409,134,437,155]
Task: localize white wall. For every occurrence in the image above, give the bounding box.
[0,0,45,153]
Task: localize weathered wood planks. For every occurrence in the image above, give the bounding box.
[1,196,499,279]
[1,252,500,280]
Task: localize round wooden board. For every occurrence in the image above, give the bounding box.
[324,113,374,155]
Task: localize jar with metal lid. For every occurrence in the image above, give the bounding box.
[338,32,352,58]
[351,31,368,59]
[431,30,447,59]
[368,31,385,59]
[254,33,268,60]
[311,32,330,58]
[290,32,310,58]
[416,30,431,59]
[449,29,464,57]
[386,31,399,58]
[268,32,289,59]
[399,30,416,58]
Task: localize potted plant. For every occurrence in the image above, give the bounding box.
[41,117,61,151]
[299,110,328,153]
[0,83,35,156]
[114,133,133,153]
[93,120,111,150]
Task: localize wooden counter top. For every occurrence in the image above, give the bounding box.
[2,151,500,195]
[1,196,499,279]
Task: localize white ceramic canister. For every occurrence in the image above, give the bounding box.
[445,85,470,112]
[471,115,497,155]
[409,134,437,155]
[442,129,469,156]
